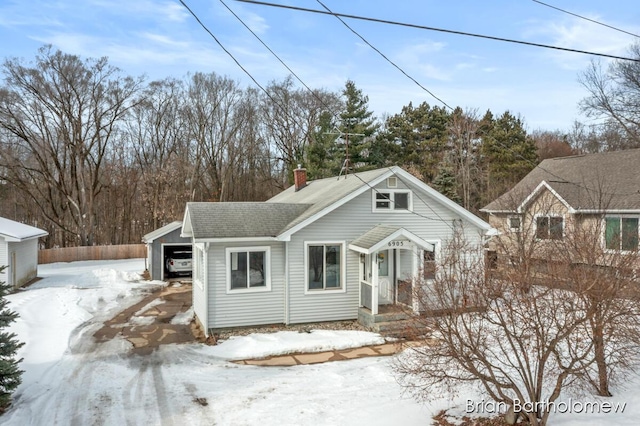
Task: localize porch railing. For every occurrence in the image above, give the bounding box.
[360,281,373,310]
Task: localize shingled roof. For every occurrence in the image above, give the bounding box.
[184,166,491,241]
[482,148,640,212]
[184,202,312,239]
[267,168,390,234]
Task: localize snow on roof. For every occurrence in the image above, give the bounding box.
[0,217,48,242]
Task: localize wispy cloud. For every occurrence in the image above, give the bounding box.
[522,15,636,69]
[394,41,451,81]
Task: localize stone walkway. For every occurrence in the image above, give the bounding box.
[234,342,403,366]
[93,281,413,362]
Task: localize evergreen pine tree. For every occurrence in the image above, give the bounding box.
[0,266,23,412]
[339,80,380,171]
[432,165,462,204]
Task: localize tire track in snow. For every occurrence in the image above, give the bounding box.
[123,355,174,426]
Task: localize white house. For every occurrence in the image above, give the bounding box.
[0,217,48,288]
[181,166,492,334]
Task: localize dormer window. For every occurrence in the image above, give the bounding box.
[373,189,412,212]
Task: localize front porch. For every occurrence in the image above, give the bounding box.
[349,225,437,334]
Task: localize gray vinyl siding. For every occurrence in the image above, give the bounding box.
[8,239,38,288]
[0,239,7,285]
[208,241,286,329]
[287,177,484,324]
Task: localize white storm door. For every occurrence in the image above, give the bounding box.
[377,249,393,304]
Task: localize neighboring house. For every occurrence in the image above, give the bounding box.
[142,221,192,281]
[481,149,640,265]
[181,166,492,334]
[0,217,48,288]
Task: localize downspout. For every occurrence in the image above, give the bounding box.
[203,242,210,336]
[284,241,290,324]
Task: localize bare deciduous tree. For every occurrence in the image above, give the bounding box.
[396,190,640,425]
[0,46,143,246]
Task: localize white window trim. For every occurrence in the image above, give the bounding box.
[371,189,413,213]
[387,176,398,188]
[602,215,640,253]
[225,246,271,294]
[194,244,205,290]
[533,214,565,240]
[304,241,347,294]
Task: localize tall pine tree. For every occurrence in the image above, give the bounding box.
[0,266,23,412]
[479,110,539,204]
[377,101,451,182]
[339,80,379,171]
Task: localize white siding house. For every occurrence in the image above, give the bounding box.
[181,166,492,334]
[0,217,48,288]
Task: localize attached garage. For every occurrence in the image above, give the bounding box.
[0,217,48,289]
[142,221,192,281]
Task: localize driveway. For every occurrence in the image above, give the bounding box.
[93,281,197,354]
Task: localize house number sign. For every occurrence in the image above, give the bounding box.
[388,240,409,247]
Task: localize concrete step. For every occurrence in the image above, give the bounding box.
[372,319,415,339]
[371,310,410,323]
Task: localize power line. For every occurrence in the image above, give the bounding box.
[179,0,326,165]
[235,0,640,63]
[218,0,327,106]
[218,0,370,173]
[349,168,456,229]
[531,0,640,39]
[315,0,452,110]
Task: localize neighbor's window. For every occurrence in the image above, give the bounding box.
[227,247,270,291]
[373,190,412,211]
[605,217,639,251]
[508,216,521,232]
[307,243,343,290]
[535,216,563,240]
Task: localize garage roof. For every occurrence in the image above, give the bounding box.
[142,221,183,243]
[0,217,48,242]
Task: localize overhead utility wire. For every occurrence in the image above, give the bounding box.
[179,0,317,152]
[186,3,455,225]
[315,0,452,110]
[531,0,640,39]
[219,0,367,173]
[235,0,640,63]
[218,0,323,105]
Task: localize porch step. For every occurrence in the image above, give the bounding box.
[372,319,415,339]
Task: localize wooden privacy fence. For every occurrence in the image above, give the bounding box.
[38,244,146,264]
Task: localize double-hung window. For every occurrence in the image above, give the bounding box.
[226,247,270,292]
[373,190,411,211]
[605,217,639,251]
[535,216,563,240]
[306,242,344,291]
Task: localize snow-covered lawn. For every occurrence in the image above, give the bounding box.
[2,259,640,425]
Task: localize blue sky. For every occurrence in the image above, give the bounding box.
[1,0,638,131]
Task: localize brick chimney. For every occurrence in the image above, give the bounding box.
[294,164,307,192]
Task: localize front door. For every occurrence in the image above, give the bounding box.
[377,249,394,304]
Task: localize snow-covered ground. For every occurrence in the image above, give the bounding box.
[2,259,640,425]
